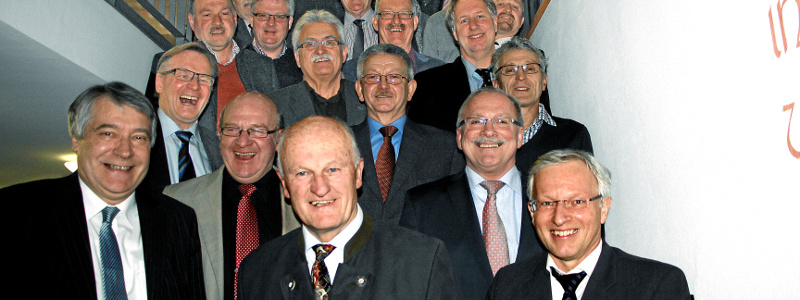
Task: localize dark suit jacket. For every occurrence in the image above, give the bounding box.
[407,56,472,131]
[486,242,692,299]
[238,214,464,299]
[515,116,593,178]
[267,80,366,127]
[352,119,464,225]
[234,16,253,48]
[274,46,304,88]
[400,171,545,300]
[3,173,205,299]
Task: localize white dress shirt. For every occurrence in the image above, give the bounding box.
[303,205,365,284]
[80,177,148,300]
[158,109,212,184]
[465,166,523,263]
[546,240,603,300]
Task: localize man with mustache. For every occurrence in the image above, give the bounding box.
[267,10,366,128]
[400,87,545,300]
[247,0,304,88]
[351,44,463,224]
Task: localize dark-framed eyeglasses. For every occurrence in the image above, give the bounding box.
[252,12,290,22]
[297,39,341,50]
[220,126,279,138]
[361,73,408,85]
[457,116,522,129]
[161,68,216,87]
[376,10,414,20]
[532,195,603,212]
[496,63,543,77]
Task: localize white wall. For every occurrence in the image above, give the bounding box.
[532,0,800,298]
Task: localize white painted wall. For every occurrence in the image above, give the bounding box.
[532,0,800,298]
[0,0,161,90]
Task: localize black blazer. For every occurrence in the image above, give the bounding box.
[233,16,253,48]
[352,119,464,225]
[238,214,464,299]
[2,173,205,299]
[400,171,545,300]
[407,57,472,131]
[486,242,692,299]
[515,116,593,178]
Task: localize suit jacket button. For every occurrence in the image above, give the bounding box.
[357,276,366,287]
[288,280,295,290]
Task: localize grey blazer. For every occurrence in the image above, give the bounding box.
[267,80,366,128]
[420,10,460,64]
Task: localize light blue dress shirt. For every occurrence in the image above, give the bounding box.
[157,109,212,184]
[367,116,406,163]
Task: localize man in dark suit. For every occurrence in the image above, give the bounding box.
[248,0,304,88]
[164,92,298,300]
[232,0,254,47]
[400,87,545,300]
[238,116,463,299]
[492,37,592,176]
[486,149,692,299]
[3,82,204,299]
[408,0,499,131]
[267,10,366,128]
[351,44,463,224]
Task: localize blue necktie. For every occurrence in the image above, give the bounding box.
[100,206,128,300]
[551,267,586,300]
[175,131,196,182]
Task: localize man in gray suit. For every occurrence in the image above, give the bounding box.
[351,43,463,224]
[267,10,366,128]
[486,150,692,299]
[238,116,463,299]
[164,92,298,300]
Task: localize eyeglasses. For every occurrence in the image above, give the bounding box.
[297,39,341,50]
[220,126,279,138]
[376,10,414,20]
[361,73,408,85]
[252,12,290,22]
[496,63,543,77]
[532,195,603,211]
[457,116,522,129]
[161,68,215,87]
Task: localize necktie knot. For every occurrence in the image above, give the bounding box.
[479,180,505,196]
[313,244,336,261]
[475,68,493,87]
[238,183,256,199]
[379,126,398,138]
[175,130,193,143]
[102,206,120,224]
[551,267,587,300]
[353,19,364,27]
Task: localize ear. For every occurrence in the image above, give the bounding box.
[528,201,536,222]
[492,79,499,88]
[188,13,196,32]
[455,127,463,150]
[413,15,419,31]
[354,158,365,189]
[543,74,548,90]
[600,197,612,224]
[288,16,294,30]
[355,80,365,103]
[516,124,523,149]
[155,73,165,94]
[372,16,379,32]
[406,79,417,101]
[71,137,80,152]
[275,166,291,199]
[342,44,349,61]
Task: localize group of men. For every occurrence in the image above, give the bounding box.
[3,0,693,299]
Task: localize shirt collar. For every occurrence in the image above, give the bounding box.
[462,56,480,77]
[253,40,287,59]
[79,175,137,225]
[546,239,603,276]
[345,9,375,23]
[204,40,240,65]
[464,165,523,200]
[158,108,200,136]
[522,103,557,144]
[302,204,364,251]
[367,115,407,136]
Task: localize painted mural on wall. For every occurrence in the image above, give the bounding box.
[768,0,800,158]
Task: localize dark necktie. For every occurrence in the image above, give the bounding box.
[480,180,509,275]
[234,184,258,300]
[352,19,365,61]
[376,126,398,201]
[175,131,196,182]
[312,244,336,300]
[551,267,587,300]
[100,206,128,300]
[475,68,493,88]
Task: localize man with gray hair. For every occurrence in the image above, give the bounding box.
[248,0,304,88]
[267,10,366,128]
[486,149,691,299]
[2,82,204,299]
[401,87,545,300]
[351,43,463,224]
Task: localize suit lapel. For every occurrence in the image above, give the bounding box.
[293,83,317,125]
[59,173,99,298]
[137,189,165,297]
[353,122,383,204]
[341,80,366,126]
[582,242,617,298]
[332,216,375,299]
[516,192,544,262]
[387,121,420,204]
[449,173,494,280]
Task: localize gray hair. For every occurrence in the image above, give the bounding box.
[374,0,416,13]
[157,42,220,78]
[527,150,612,211]
[456,86,523,128]
[291,10,345,52]
[218,92,283,131]
[68,82,158,147]
[491,37,547,77]
[356,43,414,80]
[250,0,295,16]
[276,117,362,178]
[445,0,497,36]
[189,0,236,16]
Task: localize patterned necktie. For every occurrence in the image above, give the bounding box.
[312,244,336,300]
[551,267,587,300]
[100,206,128,300]
[175,131,196,182]
[234,184,258,300]
[480,180,510,275]
[352,19,365,61]
[376,126,398,201]
[475,68,493,88]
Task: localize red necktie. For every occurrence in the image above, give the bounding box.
[480,180,510,275]
[376,126,398,201]
[234,184,258,299]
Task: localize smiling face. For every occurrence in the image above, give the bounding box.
[156,50,214,129]
[531,160,610,271]
[295,22,348,82]
[220,94,281,184]
[494,48,547,108]
[494,0,523,38]
[189,0,237,51]
[251,0,293,55]
[373,0,419,52]
[73,97,152,205]
[278,117,364,242]
[456,91,523,180]
[342,0,373,18]
[452,0,497,62]
[232,0,252,20]
[355,53,417,124]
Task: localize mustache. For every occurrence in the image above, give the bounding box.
[210,25,226,32]
[386,23,406,31]
[497,12,515,21]
[373,90,394,97]
[312,53,334,62]
[472,137,506,144]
